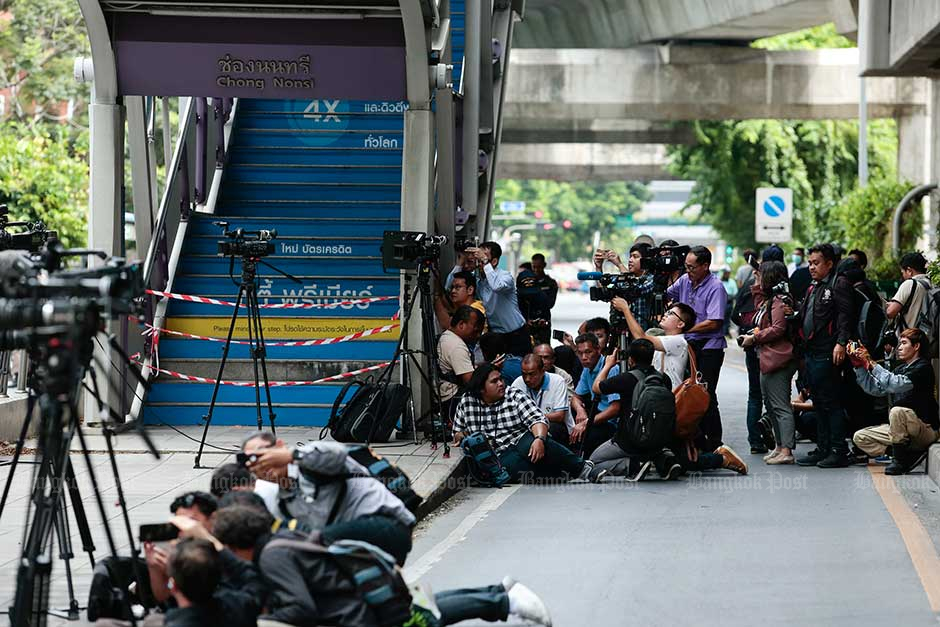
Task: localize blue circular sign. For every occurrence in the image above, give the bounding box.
[763,195,786,217]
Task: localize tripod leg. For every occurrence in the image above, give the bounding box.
[245,290,264,432]
[50,501,80,619]
[64,460,96,568]
[0,392,37,523]
[249,290,277,435]
[194,285,246,468]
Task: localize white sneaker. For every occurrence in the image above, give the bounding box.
[505,578,553,626]
[577,459,595,481]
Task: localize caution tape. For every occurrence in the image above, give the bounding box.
[140,321,400,347]
[130,353,393,386]
[145,289,398,310]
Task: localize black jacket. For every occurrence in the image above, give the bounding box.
[798,273,855,353]
[163,549,264,627]
[893,359,940,429]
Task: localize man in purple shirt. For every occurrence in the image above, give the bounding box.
[667,245,728,451]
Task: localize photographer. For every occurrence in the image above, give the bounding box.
[517,253,558,344]
[850,329,939,475]
[741,261,798,465]
[435,270,486,331]
[594,243,657,330]
[610,297,696,389]
[469,241,531,356]
[667,246,729,451]
[574,333,623,457]
[438,305,485,419]
[241,433,416,565]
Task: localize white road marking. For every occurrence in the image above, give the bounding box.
[405,485,520,582]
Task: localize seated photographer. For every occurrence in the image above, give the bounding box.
[438,305,485,418]
[210,463,256,498]
[455,363,594,482]
[479,331,523,385]
[138,513,265,627]
[213,504,553,627]
[850,329,940,475]
[511,354,572,444]
[610,296,696,389]
[169,491,217,528]
[241,432,416,565]
[435,270,486,331]
[573,333,622,457]
[589,340,682,482]
[467,241,531,356]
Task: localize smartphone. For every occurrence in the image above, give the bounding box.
[236,452,257,467]
[139,523,179,543]
[552,329,567,342]
[747,254,760,270]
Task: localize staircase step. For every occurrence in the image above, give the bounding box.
[177,255,382,276]
[142,404,332,427]
[156,338,398,360]
[220,181,400,202]
[225,164,402,185]
[153,358,393,380]
[230,148,402,167]
[233,128,403,150]
[215,200,400,219]
[188,215,398,237]
[182,237,381,257]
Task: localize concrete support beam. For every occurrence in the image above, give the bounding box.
[497,143,674,182]
[505,46,927,124]
[502,120,695,144]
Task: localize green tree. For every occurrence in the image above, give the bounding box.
[0,121,88,247]
[494,179,650,261]
[0,0,91,124]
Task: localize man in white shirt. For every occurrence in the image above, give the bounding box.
[610,297,697,389]
[886,252,932,339]
[511,353,572,444]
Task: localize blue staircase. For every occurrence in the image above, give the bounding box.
[451,0,465,87]
[142,98,405,427]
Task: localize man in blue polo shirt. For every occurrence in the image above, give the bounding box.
[572,333,621,457]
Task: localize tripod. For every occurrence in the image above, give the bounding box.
[194,254,300,469]
[373,259,448,452]
[6,333,155,626]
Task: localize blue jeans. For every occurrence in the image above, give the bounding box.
[436,584,509,625]
[745,348,764,448]
[803,351,847,455]
[498,432,586,481]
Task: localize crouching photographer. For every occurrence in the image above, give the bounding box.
[241,433,416,565]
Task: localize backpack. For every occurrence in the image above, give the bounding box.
[263,535,414,627]
[460,432,510,487]
[347,445,423,514]
[619,369,675,451]
[854,284,888,355]
[86,556,154,621]
[323,378,410,443]
[910,278,940,357]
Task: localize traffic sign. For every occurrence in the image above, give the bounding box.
[755,187,793,243]
[500,200,526,213]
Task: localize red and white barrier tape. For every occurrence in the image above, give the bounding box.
[145,289,397,310]
[141,321,400,347]
[130,353,393,386]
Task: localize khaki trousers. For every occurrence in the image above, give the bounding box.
[853,406,939,457]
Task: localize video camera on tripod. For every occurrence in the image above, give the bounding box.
[381,231,447,272]
[0,204,57,253]
[644,244,689,278]
[216,221,277,258]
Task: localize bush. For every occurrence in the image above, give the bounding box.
[0,122,87,247]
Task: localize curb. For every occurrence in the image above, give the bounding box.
[415,456,467,522]
[927,443,940,487]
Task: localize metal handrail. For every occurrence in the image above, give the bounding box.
[142,96,196,286]
[892,183,937,257]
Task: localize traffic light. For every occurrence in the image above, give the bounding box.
[542,223,555,230]
[725,245,734,265]
[562,219,572,229]
[534,210,544,219]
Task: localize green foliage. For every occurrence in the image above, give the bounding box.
[493,179,650,261]
[666,118,898,249]
[751,23,853,50]
[0,0,91,123]
[0,122,88,247]
[834,179,917,269]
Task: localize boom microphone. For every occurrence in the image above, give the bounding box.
[577,271,603,281]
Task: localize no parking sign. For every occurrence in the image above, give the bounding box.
[755,187,793,243]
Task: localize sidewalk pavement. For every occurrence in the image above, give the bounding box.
[0,425,464,625]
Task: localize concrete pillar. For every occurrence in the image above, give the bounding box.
[897,111,929,185]
[925,80,940,252]
[85,101,125,422]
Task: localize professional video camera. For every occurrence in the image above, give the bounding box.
[0,204,57,252]
[578,271,648,304]
[643,244,690,277]
[381,230,448,271]
[216,221,276,258]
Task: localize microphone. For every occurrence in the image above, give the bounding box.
[577,271,603,281]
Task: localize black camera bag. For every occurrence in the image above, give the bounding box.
[322,378,410,443]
